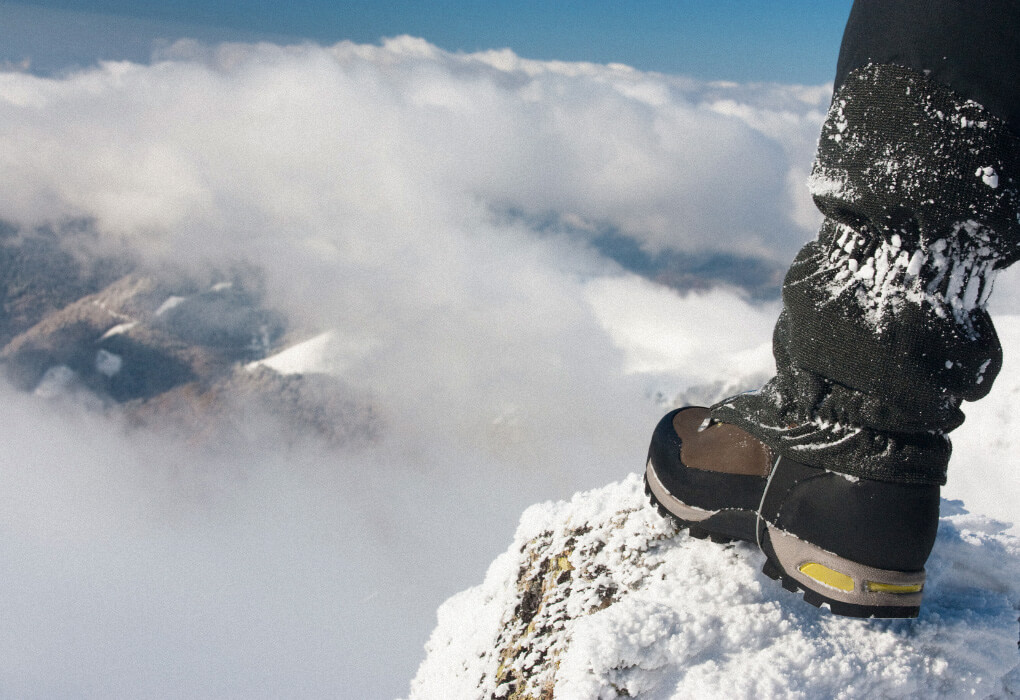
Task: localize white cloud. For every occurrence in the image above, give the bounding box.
[0,38,857,696]
[586,274,777,379]
[0,36,828,265]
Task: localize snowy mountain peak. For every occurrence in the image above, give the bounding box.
[409,474,1020,699]
[246,331,342,376]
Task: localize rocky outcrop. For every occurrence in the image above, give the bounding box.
[0,221,127,347]
[409,475,1020,699]
[2,275,201,397]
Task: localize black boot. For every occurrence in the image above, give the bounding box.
[645,406,770,544]
[647,64,1020,619]
[646,407,937,618]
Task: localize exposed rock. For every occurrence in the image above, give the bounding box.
[1,275,214,399]
[0,221,125,347]
[151,282,284,356]
[0,220,377,446]
[409,475,1020,699]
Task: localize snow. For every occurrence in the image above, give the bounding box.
[409,475,1020,699]
[807,172,853,201]
[977,166,999,189]
[823,223,999,332]
[94,348,122,377]
[99,321,138,339]
[246,330,377,377]
[32,365,76,398]
[246,331,341,376]
[154,296,186,316]
[406,280,1020,697]
[405,307,1020,696]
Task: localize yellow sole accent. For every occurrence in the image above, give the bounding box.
[865,581,924,594]
[799,562,855,592]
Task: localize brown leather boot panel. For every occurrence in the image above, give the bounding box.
[674,407,772,477]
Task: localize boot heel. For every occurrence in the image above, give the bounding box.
[760,524,924,618]
[756,454,938,618]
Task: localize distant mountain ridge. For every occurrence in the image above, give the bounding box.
[0,221,376,445]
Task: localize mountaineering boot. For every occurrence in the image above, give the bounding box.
[645,4,1020,619]
[645,407,940,618]
[757,455,939,619]
[646,65,1020,619]
[644,406,771,544]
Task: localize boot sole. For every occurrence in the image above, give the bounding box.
[644,459,757,544]
[758,523,923,619]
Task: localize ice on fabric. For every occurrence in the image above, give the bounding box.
[820,222,999,335]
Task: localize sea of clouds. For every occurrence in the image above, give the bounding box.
[0,37,1017,697]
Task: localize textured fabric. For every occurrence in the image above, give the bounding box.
[836,0,1020,134]
[711,64,1020,485]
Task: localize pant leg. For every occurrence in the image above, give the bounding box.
[710,4,1020,486]
[836,0,1020,133]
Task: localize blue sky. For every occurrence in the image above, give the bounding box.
[1,0,853,83]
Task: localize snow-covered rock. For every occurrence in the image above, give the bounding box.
[247,331,343,376]
[409,474,1020,699]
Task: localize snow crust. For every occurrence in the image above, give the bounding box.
[410,475,1020,699]
[31,365,77,398]
[154,296,186,316]
[94,348,122,377]
[246,330,377,377]
[246,331,341,376]
[99,321,138,339]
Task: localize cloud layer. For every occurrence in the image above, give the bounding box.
[6,37,1014,697]
[0,36,830,262]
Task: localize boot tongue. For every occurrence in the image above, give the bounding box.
[675,408,772,477]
